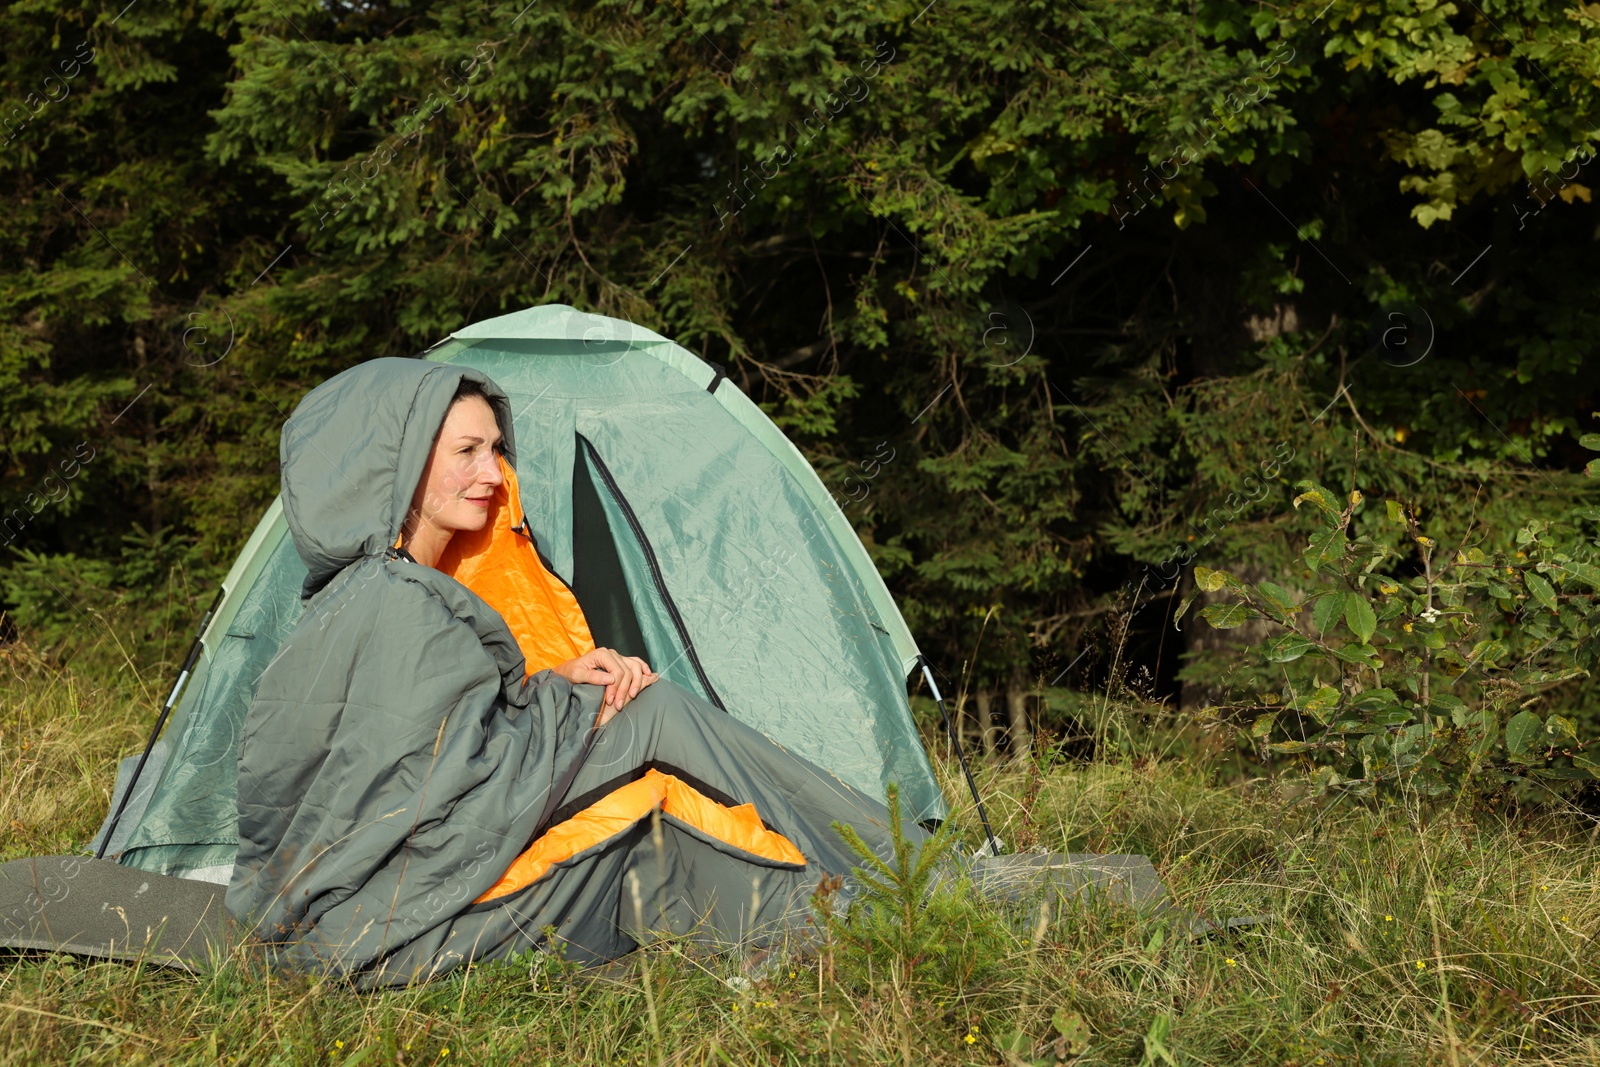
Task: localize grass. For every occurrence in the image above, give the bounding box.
[2,643,1599,1066]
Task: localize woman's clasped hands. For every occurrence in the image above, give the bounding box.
[552,647,659,725]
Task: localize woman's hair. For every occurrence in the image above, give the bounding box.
[450,376,493,408]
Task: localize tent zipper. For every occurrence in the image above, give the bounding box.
[577,436,726,711]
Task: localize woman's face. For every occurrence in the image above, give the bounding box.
[408,396,505,539]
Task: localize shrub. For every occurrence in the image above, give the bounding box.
[1179,476,1600,797]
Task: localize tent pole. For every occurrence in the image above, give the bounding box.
[95,587,224,861]
[918,655,1002,856]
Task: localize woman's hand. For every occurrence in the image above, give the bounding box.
[551,648,659,725]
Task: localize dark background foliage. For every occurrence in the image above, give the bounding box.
[3,0,1598,753]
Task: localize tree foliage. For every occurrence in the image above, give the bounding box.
[2,1,1598,750]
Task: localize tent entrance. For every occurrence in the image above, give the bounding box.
[569,441,650,660]
[574,433,726,711]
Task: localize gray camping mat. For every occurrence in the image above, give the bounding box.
[965,852,1170,910]
[0,855,233,971]
[0,851,1254,976]
[962,852,1266,937]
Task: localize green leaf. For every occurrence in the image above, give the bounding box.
[1545,714,1578,742]
[1303,686,1341,716]
[1268,740,1314,753]
[1467,639,1508,669]
[1331,643,1379,667]
[1525,571,1558,614]
[992,1030,1033,1058]
[1200,602,1250,629]
[1505,711,1543,757]
[1052,1009,1091,1056]
[1292,481,1344,524]
[1429,694,1469,725]
[1251,713,1278,740]
[1312,591,1347,635]
[1263,632,1316,662]
[1330,720,1385,735]
[1174,586,1201,626]
[1385,499,1406,523]
[1580,433,1600,451]
[1533,766,1594,780]
[1305,527,1347,573]
[1352,688,1401,711]
[1193,566,1227,592]
[1548,559,1600,591]
[1344,594,1377,645]
[1256,580,1298,622]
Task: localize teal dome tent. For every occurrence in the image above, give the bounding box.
[102,304,949,883]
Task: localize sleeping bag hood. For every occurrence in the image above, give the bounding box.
[279,357,516,598]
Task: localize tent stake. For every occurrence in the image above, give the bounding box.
[918,655,1002,856]
[95,587,224,861]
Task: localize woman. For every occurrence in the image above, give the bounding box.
[227,357,916,987]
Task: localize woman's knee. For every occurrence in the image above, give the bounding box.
[588,680,692,765]
[619,678,714,728]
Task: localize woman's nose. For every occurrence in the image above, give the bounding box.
[479,452,505,485]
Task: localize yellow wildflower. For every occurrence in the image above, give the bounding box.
[1384,915,1393,922]
[1225,958,1237,967]
[334,1040,344,1051]
[1416,961,1426,971]
[964,1033,976,1045]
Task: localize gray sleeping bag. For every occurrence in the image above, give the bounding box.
[228,358,917,987]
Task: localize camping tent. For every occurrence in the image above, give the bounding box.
[101,304,947,883]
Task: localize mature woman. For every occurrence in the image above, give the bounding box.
[226,357,916,987]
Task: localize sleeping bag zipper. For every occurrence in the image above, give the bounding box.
[577,435,726,711]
